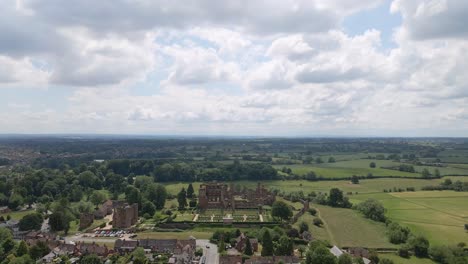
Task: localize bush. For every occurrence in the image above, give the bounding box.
[189,200,197,208]
[99,222,106,228]
[407,235,430,258]
[308,208,317,216]
[356,199,386,222]
[398,245,411,258]
[313,218,323,226]
[380,259,394,264]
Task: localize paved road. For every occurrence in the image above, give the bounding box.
[197,239,219,264]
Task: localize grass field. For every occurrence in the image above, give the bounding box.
[351,191,468,246]
[379,254,437,264]
[0,209,35,220]
[273,158,468,179]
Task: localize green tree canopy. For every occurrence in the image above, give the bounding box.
[271,201,293,221]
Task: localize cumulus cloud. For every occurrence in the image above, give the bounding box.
[1,0,468,136]
[391,0,468,40]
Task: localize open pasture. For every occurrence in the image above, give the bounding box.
[352,191,468,246]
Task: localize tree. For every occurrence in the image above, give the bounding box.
[434,169,441,178]
[125,186,142,207]
[299,221,309,234]
[275,236,293,256]
[16,240,29,256]
[8,193,24,209]
[218,240,225,253]
[328,188,350,208]
[328,157,336,163]
[421,168,431,179]
[18,213,43,231]
[315,157,323,164]
[271,201,293,221]
[244,237,253,256]
[80,254,102,264]
[356,199,386,222]
[305,246,336,264]
[408,235,430,258]
[187,183,194,198]
[29,241,50,260]
[141,200,156,216]
[155,184,167,209]
[177,188,187,209]
[338,254,353,264]
[131,247,147,264]
[351,175,359,184]
[49,211,70,233]
[313,218,323,226]
[2,237,15,255]
[370,162,376,168]
[90,191,107,209]
[355,258,365,264]
[261,230,274,256]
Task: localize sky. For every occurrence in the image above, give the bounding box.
[1,0,468,137]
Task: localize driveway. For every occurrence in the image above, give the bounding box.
[196,239,219,264]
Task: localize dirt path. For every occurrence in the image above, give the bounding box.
[314,207,337,245]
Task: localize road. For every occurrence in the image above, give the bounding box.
[196,239,219,264]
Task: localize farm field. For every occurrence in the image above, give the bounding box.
[351,191,468,246]
[274,157,468,179]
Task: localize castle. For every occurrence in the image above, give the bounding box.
[112,203,138,228]
[198,182,275,210]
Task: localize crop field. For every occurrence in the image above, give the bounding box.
[351,191,468,246]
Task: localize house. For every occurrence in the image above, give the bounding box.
[114,239,138,254]
[244,256,300,264]
[75,241,111,257]
[0,206,11,214]
[138,239,177,254]
[330,245,344,258]
[219,255,243,264]
[235,233,258,252]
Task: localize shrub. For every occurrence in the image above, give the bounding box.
[313,218,323,226]
[356,199,386,222]
[308,208,317,216]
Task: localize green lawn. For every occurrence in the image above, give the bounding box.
[314,205,394,248]
[0,209,35,220]
[352,191,468,246]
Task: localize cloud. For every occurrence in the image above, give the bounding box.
[391,0,468,40]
